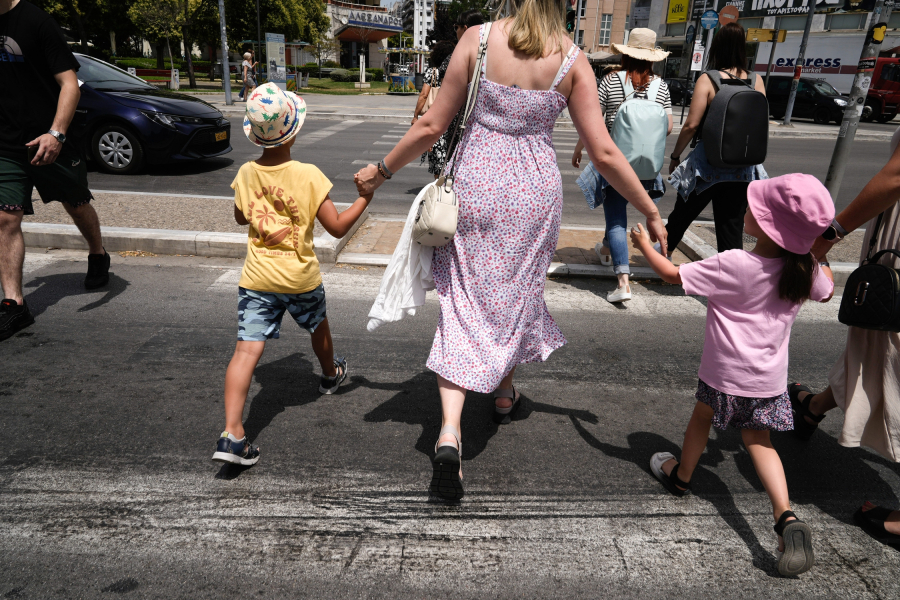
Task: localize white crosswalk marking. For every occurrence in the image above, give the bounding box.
[23,253,61,275]
[295,120,362,146]
[204,270,843,322]
[380,135,405,139]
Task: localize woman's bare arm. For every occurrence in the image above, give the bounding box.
[668,74,713,172]
[412,82,432,123]
[567,53,667,254]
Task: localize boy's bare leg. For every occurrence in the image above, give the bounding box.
[224,340,266,439]
[310,317,337,377]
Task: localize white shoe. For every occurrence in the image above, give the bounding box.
[607,285,632,303]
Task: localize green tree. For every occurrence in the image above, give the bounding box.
[308,27,341,78]
[128,0,182,74]
[33,0,140,57]
[223,0,329,53]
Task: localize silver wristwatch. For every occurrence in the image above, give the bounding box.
[48,129,67,144]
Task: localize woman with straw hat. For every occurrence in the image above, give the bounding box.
[572,28,673,303]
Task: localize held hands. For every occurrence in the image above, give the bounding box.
[354,164,383,196]
[644,213,668,257]
[630,222,653,252]
[571,148,582,168]
[26,133,62,166]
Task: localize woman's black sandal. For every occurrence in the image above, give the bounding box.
[430,424,464,501]
[774,510,815,576]
[789,383,825,441]
[853,505,900,546]
[492,386,521,424]
[650,452,691,497]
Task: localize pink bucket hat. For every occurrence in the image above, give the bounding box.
[746,174,835,255]
[243,82,306,147]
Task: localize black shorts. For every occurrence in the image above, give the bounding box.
[0,144,93,215]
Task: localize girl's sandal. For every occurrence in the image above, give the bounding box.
[430,424,464,501]
[853,504,900,546]
[789,383,825,441]
[650,452,691,497]
[774,510,815,576]
[492,386,521,424]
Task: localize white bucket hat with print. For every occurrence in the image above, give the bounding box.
[242,82,306,147]
[611,28,670,62]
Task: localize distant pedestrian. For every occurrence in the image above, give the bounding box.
[666,22,768,254]
[212,83,373,467]
[238,50,257,101]
[789,128,900,549]
[572,28,673,303]
[413,40,455,177]
[354,0,667,500]
[632,173,835,576]
[0,0,110,343]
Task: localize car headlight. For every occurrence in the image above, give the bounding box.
[140,110,205,129]
[834,98,848,107]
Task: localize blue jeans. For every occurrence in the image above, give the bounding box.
[601,185,660,275]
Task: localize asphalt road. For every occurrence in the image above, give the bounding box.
[83,118,897,229]
[2,250,898,599]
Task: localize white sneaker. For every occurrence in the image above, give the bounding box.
[607,285,632,303]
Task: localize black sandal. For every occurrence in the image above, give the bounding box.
[789,383,825,441]
[430,425,464,501]
[650,452,691,497]
[853,505,900,546]
[774,510,815,576]
[492,386,521,424]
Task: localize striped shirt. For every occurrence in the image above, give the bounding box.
[598,72,672,131]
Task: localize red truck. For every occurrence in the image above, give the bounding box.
[862,57,900,123]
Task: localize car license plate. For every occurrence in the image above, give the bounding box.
[215,130,228,142]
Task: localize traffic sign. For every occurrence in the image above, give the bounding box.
[686,24,696,44]
[691,44,705,71]
[718,5,739,26]
[701,10,718,29]
[746,28,787,43]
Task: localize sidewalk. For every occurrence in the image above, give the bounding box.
[22,191,861,284]
[199,92,897,139]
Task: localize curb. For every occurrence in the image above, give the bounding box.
[22,203,368,264]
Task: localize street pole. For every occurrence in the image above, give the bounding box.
[782,2,816,127]
[574,0,582,47]
[217,0,232,105]
[256,0,262,78]
[825,1,892,199]
[764,29,780,91]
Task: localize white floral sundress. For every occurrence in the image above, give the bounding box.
[426,27,578,393]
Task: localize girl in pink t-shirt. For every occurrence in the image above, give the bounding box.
[631,173,835,577]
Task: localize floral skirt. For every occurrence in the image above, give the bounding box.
[696,379,793,431]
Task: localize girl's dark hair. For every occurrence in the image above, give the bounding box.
[779,252,817,303]
[430,40,455,68]
[621,55,654,91]
[457,9,485,28]
[707,22,748,73]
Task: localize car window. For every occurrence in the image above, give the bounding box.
[881,63,900,84]
[772,80,790,93]
[797,81,809,93]
[811,81,840,96]
[75,55,153,91]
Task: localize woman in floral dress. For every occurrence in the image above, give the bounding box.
[355,0,668,500]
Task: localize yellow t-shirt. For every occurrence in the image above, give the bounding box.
[231,161,332,294]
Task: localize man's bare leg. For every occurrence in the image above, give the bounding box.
[0,209,25,303]
[62,201,103,254]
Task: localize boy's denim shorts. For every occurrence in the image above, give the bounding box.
[237,285,327,341]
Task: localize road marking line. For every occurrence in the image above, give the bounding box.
[295,120,363,147]
[372,141,396,145]
[207,269,242,291]
[91,189,235,200]
[381,135,405,139]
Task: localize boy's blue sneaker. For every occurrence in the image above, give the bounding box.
[212,432,260,466]
[319,356,348,394]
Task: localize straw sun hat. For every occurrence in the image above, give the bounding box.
[611,28,669,62]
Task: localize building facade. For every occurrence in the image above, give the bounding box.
[324,0,403,69]
[401,0,435,51]
[568,0,631,53]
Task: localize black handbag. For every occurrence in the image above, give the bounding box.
[838,212,900,332]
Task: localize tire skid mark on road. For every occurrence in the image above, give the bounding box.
[0,465,895,592]
[203,271,841,322]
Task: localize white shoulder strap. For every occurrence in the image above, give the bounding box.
[549,44,578,91]
[646,76,661,103]
[479,23,491,76]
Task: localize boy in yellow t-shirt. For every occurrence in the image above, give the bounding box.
[213,83,372,467]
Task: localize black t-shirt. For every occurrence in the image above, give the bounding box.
[0,1,80,160]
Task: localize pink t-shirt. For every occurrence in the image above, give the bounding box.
[679,250,833,397]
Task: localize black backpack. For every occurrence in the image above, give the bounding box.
[695,70,769,169]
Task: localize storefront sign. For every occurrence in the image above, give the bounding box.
[717,0,867,18]
[668,0,689,23]
[348,10,404,31]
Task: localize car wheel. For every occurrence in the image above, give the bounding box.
[861,101,876,123]
[877,113,896,123]
[92,124,144,174]
[813,108,831,125]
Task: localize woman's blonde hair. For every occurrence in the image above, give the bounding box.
[243,52,252,60]
[507,0,568,58]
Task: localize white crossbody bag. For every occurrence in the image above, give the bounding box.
[412,22,492,246]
